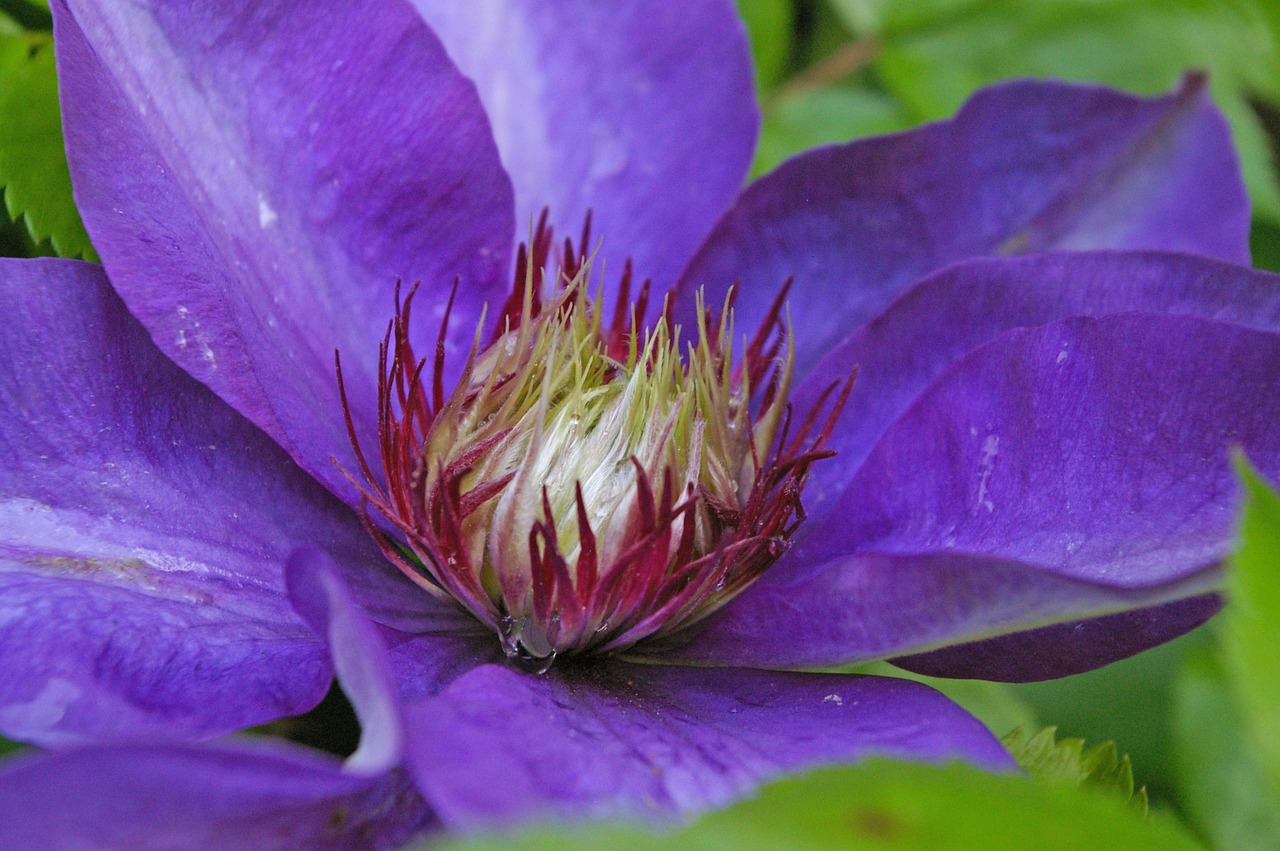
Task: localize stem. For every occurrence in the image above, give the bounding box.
[778,38,882,99]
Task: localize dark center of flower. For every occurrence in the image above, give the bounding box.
[338,212,850,673]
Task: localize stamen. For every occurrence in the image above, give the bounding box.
[337,210,850,669]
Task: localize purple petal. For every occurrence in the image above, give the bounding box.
[285,548,405,775]
[53,0,515,505]
[0,541,455,847]
[663,314,1280,673]
[0,575,327,750]
[286,545,499,712]
[817,314,1280,581]
[0,740,432,850]
[678,77,1249,379]
[411,0,758,290]
[893,594,1222,682]
[654,551,1217,671]
[0,258,425,746]
[381,629,503,702]
[794,252,1280,521]
[403,662,1011,829]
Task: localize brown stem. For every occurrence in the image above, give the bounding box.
[778,38,882,99]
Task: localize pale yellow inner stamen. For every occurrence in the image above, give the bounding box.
[418,257,793,625]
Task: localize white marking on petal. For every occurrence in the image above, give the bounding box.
[257,192,278,229]
[0,678,81,733]
[977,433,1000,513]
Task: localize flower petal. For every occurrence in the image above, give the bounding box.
[654,551,1218,671]
[411,0,758,290]
[402,662,1011,829]
[382,630,504,702]
[0,258,417,746]
[664,314,1280,673]
[53,0,515,504]
[0,740,432,850]
[816,314,1280,581]
[0,574,325,749]
[678,77,1249,379]
[0,550,458,850]
[285,548,405,776]
[793,252,1280,521]
[893,595,1222,682]
[286,544,499,710]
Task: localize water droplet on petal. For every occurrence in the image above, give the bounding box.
[499,613,557,674]
[499,614,518,650]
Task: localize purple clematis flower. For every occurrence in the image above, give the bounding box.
[3,0,1280,834]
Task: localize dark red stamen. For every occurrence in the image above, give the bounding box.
[335,209,852,663]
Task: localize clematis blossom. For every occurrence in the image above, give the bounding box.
[2,0,1280,837]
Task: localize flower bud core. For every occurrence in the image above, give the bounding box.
[339,214,850,671]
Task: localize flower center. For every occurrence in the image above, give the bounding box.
[339,213,849,673]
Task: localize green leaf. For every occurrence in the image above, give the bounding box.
[439,760,1203,851]
[736,0,794,92]
[1001,726,1147,816]
[753,84,910,176]
[1173,646,1280,850]
[855,0,1280,221]
[1222,458,1280,796]
[0,27,95,259]
[1250,217,1280,273]
[826,0,893,37]
[1012,626,1210,807]
[0,0,51,31]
